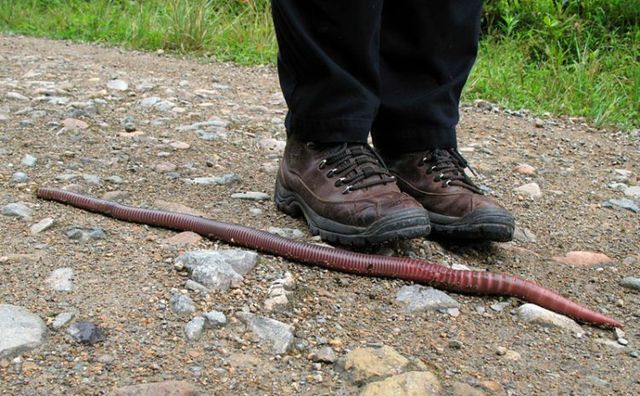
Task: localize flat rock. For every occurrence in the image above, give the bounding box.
[0,304,48,358]
[10,171,29,183]
[342,345,410,385]
[163,231,202,247]
[6,91,29,101]
[624,186,640,199]
[513,226,537,243]
[236,312,293,355]
[611,169,632,183]
[31,217,55,235]
[107,79,128,91]
[516,303,585,335]
[46,267,74,292]
[114,380,198,396]
[52,312,75,330]
[231,191,270,201]
[66,321,106,344]
[66,227,106,241]
[139,96,175,111]
[203,311,227,328]
[186,173,240,185]
[396,285,459,313]
[268,227,305,239]
[603,198,639,213]
[176,249,258,291]
[1,202,32,219]
[62,118,89,130]
[361,371,442,396]
[311,346,337,363]
[513,163,536,176]
[619,277,640,292]
[552,251,613,267]
[514,182,542,198]
[184,316,206,341]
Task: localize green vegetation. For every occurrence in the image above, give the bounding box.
[1,0,638,129]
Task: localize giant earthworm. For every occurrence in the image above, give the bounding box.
[36,187,622,328]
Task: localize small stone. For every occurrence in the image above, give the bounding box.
[140,96,175,112]
[449,340,464,350]
[135,81,156,92]
[249,208,263,216]
[396,285,459,313]
[82,174,102,185]
[170,292,196,316]
[184,280,210,295]
[514,182,542,198]
[114,380,198,396]
[203,311,227,328]
[611,169,632,183]
[66,227,106,241]
[603,198,640,213]
[197,131,226,141]
[268,227,305,239]
[46,267,74,292]
[312,347,337,363]
[534,118,545,128]
[176,249,258,291]
[513,226,537,243]
[342,345,410,385]
[62,118,89,130]
[184,316,206,341]
[490,302,510,312]
[52,312,75,330]
[123,116,137,132]
[21,154,37,167]
[0,305,48,358]
[552,251,614,267]
[452,382,486,396]
[620,277,640,292]
[10,172,29,183]
[163,231,202,246]
[236,312,294,354]
[257,138,286,154]
[361,371,442,396]
[169,141,190,150]
[107,79,128,91]
[1,203,32,219]
[187,173,240,185]
[66,321,106,344]
[514,163,536,175]
[608,182,628,192]
[516,303,585,335]
[231,191,270,201]
[624,186,640,199]
[31,217,55,235]
[102,190,129,202]
[618,338,629,346]
[7,91,29,101]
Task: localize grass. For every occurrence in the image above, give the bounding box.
[0,0,637,129]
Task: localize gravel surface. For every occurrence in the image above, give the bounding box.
[1,34,639,395]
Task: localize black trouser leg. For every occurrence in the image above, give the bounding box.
[271,0,383,143]
[371,0,483,152]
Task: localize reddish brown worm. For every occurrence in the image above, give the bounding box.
[36,187,622,328]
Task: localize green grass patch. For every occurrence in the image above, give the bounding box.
[0,0,637,129]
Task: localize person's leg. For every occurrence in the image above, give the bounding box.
[271,0,382,143]
[271,0,430,246]
[373,1,515,241]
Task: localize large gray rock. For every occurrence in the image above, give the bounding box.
[0,304,48,358]
[236,312,293,355]
[396,285,460,313]
[176,250,258,291]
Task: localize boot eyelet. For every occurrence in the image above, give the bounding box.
[342,185,352,194]
[327,168,338,177]
[444,180,451,187]
[318,159,327,169]
[335,177,346,187]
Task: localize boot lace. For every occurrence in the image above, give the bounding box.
[418,148,482,193]
[311,143,396,194]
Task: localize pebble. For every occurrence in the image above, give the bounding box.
[311,346,337,363]
[534,118,545,128]
[10,171,29,183]
[139,96,175,112]
[231,191,270,201]
[135,80,156,92]
[66,321,106,344]
[396,285,460,313]
[611,169,632,183]
[514,182,542,198]
[66,227,106,241]
[1,202,32,219]
[52,312,75,330]
[452,382,486,396]
[361,371,442,396]
[0,304,48,358]
[624,186,640,199]
[603,198,640,213]
[177,120,227,132]
[257,138,286,154]
[203,310,227,328]
[516,304,585,335]
[21,154,37,167]
[184,316,206,341]
[170,292,196,316]
[122,116,137,132]
[490,301,511,312]
[187,173,240,185]
[46,267,74,292]
[249,208,263,216]
[102,190,129,202]
[513,163,536,175]
[552,251,613,267]
[62,118,89,130]
[619,277,640,292]
[169,141,190,150]
[268,227,305,239]
[513,226,537,243]
[107,79,128,91]
[236,312,294,354]
[6,91,29,101]
[114,381,198,396]
[175,249,258,291]
[82,174,102,185]
[184,280,210,295]
[608,182,628,192]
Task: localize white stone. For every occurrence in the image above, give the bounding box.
[0,305,48,358]
[514,182,542,198]
[516,303,585,335]
[46,268,74,292]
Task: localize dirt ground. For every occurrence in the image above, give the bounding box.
[0,34,639,395]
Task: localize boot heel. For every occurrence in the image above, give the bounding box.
[274,179,303,218]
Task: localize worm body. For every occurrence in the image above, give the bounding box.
[36,187,622,328]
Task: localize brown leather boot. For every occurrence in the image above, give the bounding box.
[274,138,430,246]
[379,148,514,241]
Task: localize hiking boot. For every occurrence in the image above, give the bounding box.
[274,137,430,246]
[379,148,515,241]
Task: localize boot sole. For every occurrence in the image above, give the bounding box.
[428,208,515,242]
[274,180,430,246]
